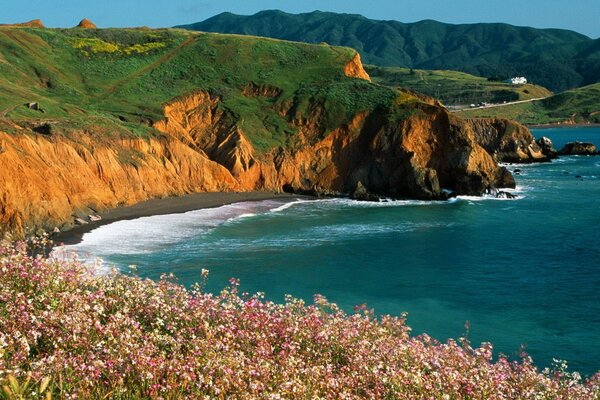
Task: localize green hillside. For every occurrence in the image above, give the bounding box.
[178,10,600,92]
[367,65,552,106]
[0,26,394,153]
[456,83,600,124]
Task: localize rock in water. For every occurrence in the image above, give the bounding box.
[351,181,379,202]
[559,142,598,156]
[536,136,558,158]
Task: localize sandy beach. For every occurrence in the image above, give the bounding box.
[52,191,308,247]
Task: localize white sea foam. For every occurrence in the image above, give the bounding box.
[52,191,523,268]
[52,199,292,264]
[268,198,311,213]
[310,197,448,209]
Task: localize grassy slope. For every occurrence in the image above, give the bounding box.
[367,65,552,106]
[456,83,600,124]
[179,10,600,92]
[0,27,396,153]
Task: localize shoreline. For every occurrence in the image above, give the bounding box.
[52,191,310,248]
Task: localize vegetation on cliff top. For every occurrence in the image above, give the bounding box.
[456,83,600,124]
[178,10,600,92]
[0,241,599,398]
[0,26,394,153]
[367,65,553,106]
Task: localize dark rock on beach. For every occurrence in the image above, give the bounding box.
[351,181,380,202]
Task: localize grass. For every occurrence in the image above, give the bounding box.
[367,65,553,106]
[0,27,395,152]
[456,83,600,124]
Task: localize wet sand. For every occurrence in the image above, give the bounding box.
[53,191,307,247]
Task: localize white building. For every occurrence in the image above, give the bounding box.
[507,77,527,85]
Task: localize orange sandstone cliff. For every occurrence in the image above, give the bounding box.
[0,90,511,237]
[0,41,513,238]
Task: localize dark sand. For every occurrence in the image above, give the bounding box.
[53,192,306,247]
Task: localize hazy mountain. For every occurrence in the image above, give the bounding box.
[178,10,600,92]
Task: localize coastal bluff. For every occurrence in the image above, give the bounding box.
[0,93,510,238]
[0,26,512,237]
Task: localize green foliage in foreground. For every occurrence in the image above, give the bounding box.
[457,83,600,125]
[0,240,599,399]
[367,65,553,106]
[0,26,394,153]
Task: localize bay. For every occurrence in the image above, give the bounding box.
[62,127,600,375]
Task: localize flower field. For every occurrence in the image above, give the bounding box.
[1,241,599,399]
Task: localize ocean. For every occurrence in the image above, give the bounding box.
[59,127,600,375]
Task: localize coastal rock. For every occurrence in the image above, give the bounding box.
[536,136,558,158]
[0,127,240,237]
[0,45,514,238]
[351,181,379,202]
[495,167,516,188]
[559,141,598,156]
[468,118,549,163]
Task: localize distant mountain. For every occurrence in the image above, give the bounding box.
[178,10,600,92]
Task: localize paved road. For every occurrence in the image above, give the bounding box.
[449,97,547,112]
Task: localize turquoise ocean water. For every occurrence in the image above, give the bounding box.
[61,127,600,375]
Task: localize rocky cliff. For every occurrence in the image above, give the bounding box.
[468,118,549,163]
[0,90,514,237]
[0,27,515,238]
[0,125,239,238]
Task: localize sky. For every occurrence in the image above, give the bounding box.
[3,0,600,38]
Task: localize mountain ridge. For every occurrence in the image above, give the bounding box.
[178,10,600,92]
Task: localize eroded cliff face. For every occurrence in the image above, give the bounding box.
[468,118,548,163]
[343,53,371,81]
[153,90,509,200]
[0,93,512,237]
[1,57,514,238]
[0,128,239,237]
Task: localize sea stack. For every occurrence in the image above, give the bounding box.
[76,18,97,29]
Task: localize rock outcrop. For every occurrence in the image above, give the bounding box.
[536,136,558,158]
[559,141,598,156]
[343,53,371,81]
[76,19,97,29]
[468,118,549,163]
